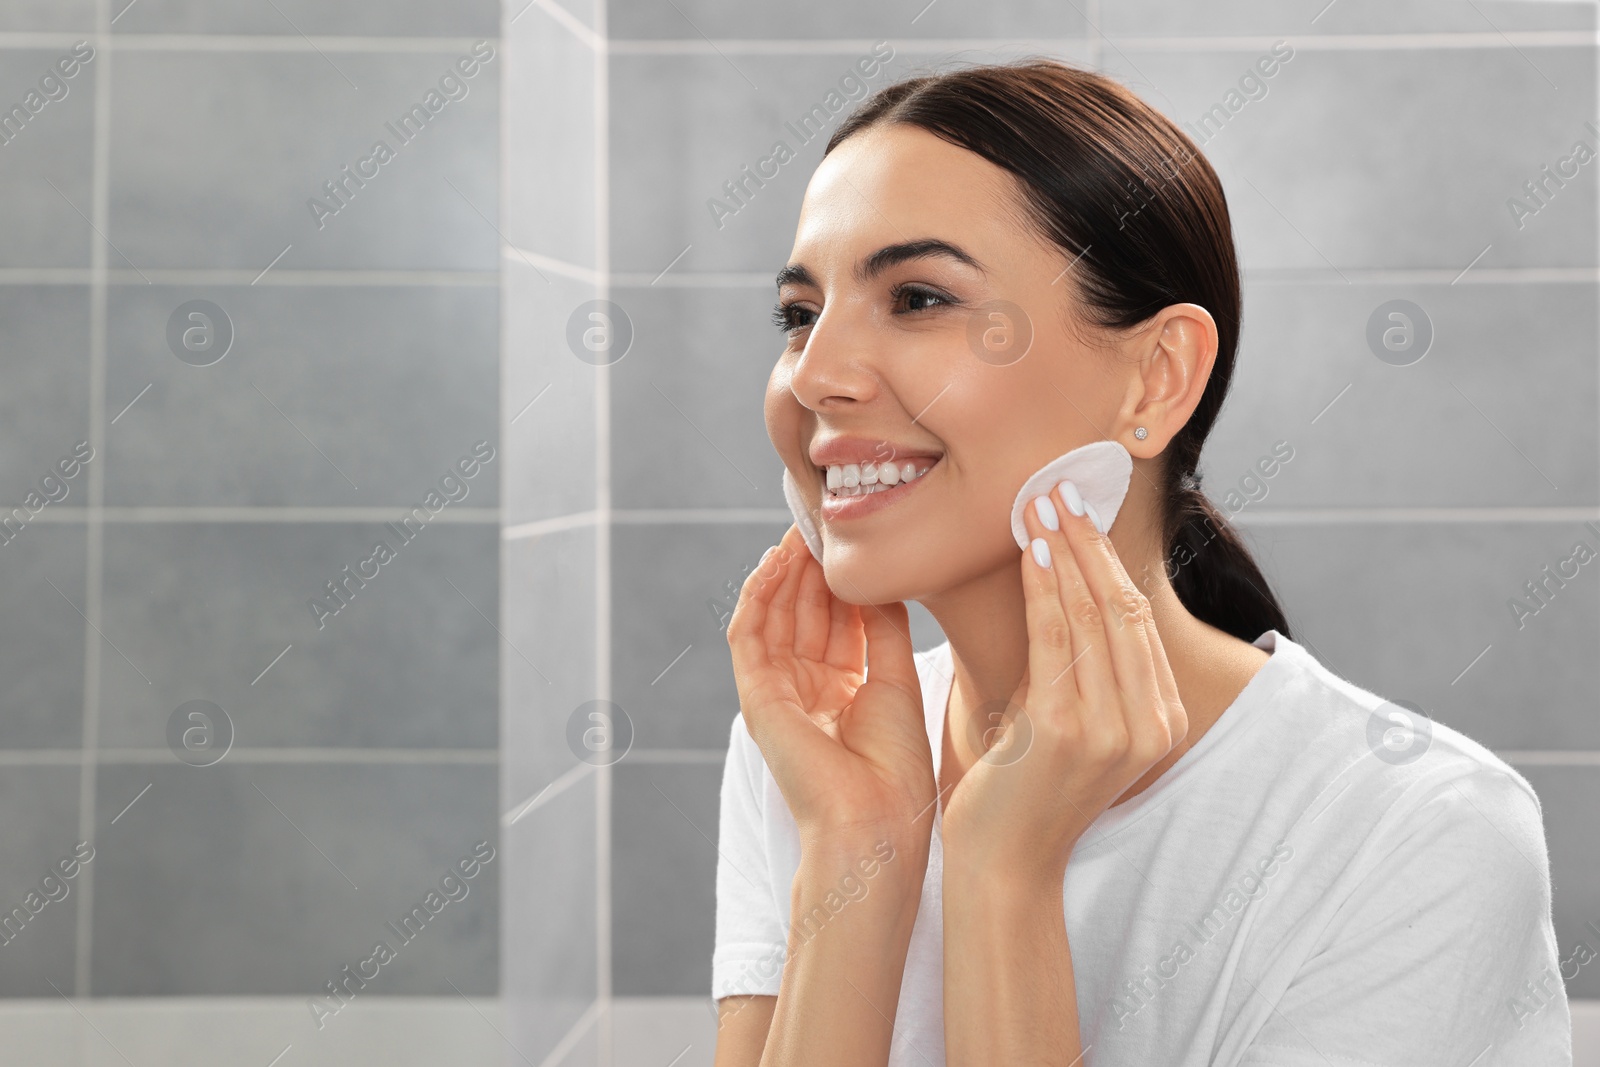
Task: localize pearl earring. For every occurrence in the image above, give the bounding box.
[1133,426,1148,440]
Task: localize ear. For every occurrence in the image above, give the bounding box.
[1118,302,1218,459]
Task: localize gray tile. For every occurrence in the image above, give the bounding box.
[608,285,781,511]
[0,522,86,748]
[608,46,1098,274]
[503,267,598,526]
[609,0,1083,39]
[1097,45,1597,270]
[611,521,787,751]
[110,0,498,34]
[541,0,598,34]
[1242,520,1600,751]
[0,2,93,30]
[1101,0,1595,36]
[1515,766,1600,999]
[502,526,597,811]
[98,522,498,750]
[610,998,716,1067]
[1204,281,1597,508]
[90,761,497,995]
[503,771,597,1061]
[612,761,718,996]
[503,18,596,266]
[0,767,83,996]
[105,284,498,507]
[608,521,945,755]
[109,49,499,270]
[0,50,96,267]
[0,286,90,495]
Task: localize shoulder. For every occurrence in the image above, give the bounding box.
[1261,637,1548,884]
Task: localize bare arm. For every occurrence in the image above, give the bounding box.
[758,843,928,1067]
[943,858,1079,1062]
[719,528,938,1065]
[713,842,928,1067]
[713,996,775,1067]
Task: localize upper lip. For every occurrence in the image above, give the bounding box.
[808,436,944,470]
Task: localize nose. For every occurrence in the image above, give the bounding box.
[786,303,880,414]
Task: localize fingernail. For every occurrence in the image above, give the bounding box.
[1032,495,1059,532]
[1084,501,1105,534]
[1058,480,1085,516]
[1030,537,1052,568]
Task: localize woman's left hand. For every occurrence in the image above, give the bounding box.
[940,481,1189,885]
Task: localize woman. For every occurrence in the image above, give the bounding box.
[711,59,1568,1066]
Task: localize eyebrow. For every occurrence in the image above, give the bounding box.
[774,238,986,291]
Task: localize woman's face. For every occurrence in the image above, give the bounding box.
[766,122,1132,605]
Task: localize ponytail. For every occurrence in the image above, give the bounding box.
[1164,471,1292,643]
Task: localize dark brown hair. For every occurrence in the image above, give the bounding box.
[824,58,1292,643]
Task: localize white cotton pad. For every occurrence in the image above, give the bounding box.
[781,466,825,560]
[1009,439,1134,549]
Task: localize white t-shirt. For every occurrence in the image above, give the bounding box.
[712,629,1572,1066]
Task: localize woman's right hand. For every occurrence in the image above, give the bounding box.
[726,523,936,856]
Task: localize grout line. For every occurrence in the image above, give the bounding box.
[0,749,500,765]
[502,246,602,286]
[0,266,1596,287]
[500,506,1600,541]
[0,33,498,51]
[0,266,1590,288]
[23,506,502,523]
[0,269,498,286]
[601,30,1600,55]
[600,266,1600,288]
[0,30,1594,54]
[621,749,728,763]
[1229,507,1600,525]
[73,0,113,1000]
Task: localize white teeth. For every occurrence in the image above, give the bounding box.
[819,458,937,497]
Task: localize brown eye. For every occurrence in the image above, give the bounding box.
[891,284,955,314]
[771,301,817,334]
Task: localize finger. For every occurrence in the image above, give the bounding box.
[1017,497,1082,705]
[1027,490,1116,717]
[726,526,805,672]
[792,546,833,662]
[1051,483,1156,718]
[761,527,812,654]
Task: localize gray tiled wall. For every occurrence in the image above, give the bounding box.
[500,0,603,1061]
[0,0,501,1020]
[595,0,1600,1024]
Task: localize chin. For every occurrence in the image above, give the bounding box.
[818,542,920,607]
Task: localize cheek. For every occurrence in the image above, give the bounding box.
[764,369,807,462]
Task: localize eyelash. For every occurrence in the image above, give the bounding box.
[770,284,958,335]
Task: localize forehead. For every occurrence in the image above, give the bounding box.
[788,123,1031,269]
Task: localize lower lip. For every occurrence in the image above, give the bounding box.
[818,459,941,522]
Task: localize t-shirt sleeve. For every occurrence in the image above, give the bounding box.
[1237,765,1572,1067]
[710,711,788,999]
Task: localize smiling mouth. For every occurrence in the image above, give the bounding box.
[818,457,941,498]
